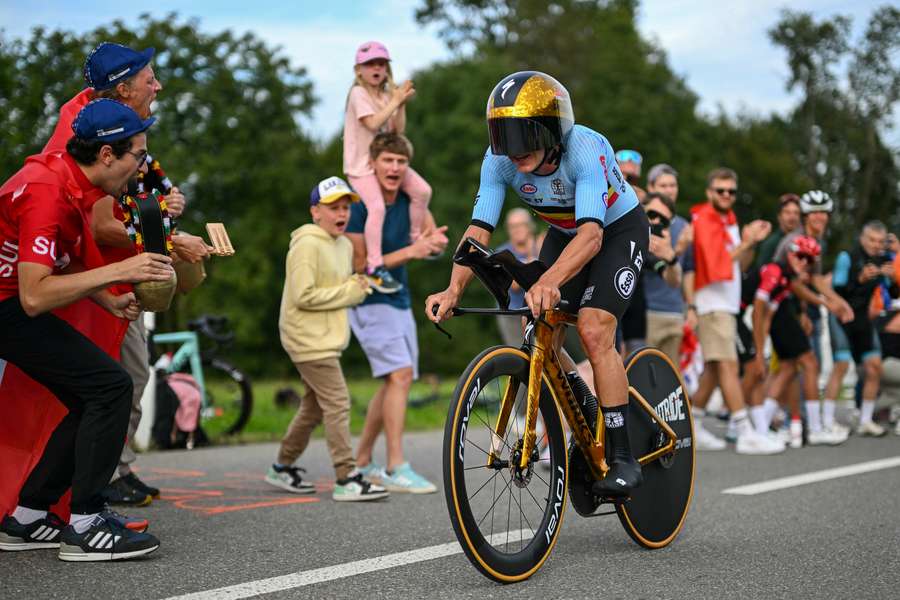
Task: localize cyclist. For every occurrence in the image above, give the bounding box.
[426,71,649,496]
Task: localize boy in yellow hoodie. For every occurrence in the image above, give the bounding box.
[266,176,388,502]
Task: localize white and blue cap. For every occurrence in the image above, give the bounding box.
[84,42,155,91]
[310,176,360,206]
[72,99,156,142]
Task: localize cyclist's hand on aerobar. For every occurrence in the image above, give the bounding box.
[173,232,215,264]
[118,252,173,283]
[525,280,561,318]
[425,289,459,323]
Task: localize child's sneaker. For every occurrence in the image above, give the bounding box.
[356,462,385,483]
[0,513,66,551]
[333,470,389,502]
[366,266,403,294]
[381,462,437,494]
[58,515,159,562]
[265,464,316,494]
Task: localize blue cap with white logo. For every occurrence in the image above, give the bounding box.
[84,42,155,91]
[310,176,360,206]
[71,99,156,142]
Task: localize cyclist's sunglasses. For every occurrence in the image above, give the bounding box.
[712,187,738,197]
[615,149,642,165]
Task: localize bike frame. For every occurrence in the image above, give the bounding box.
[152,331,208,405]
[487,309,679,479]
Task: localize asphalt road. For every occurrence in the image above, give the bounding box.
[3,416,899,600]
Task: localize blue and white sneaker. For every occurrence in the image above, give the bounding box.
[0,513,66,551]
[58,514,159,562]
[381,462,437,494]
[356,462,384,482]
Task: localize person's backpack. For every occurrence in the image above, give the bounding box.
[152,372,208,450]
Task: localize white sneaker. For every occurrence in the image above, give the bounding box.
[695,423,726,451]
[775,428,791,445]
[856,421,887,437]
[789,420,804,449]
[828,422,851,438]
[807,427,848,446]
[735,430,785,455]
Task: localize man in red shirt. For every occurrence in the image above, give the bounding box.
[0,99,172,561]
[44,42,210,505]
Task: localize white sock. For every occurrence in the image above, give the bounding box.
[822,399,836,429]
[12,506,46,525]
[69,513,99,534]
[730,408,752,435]
[751,405,770,436]
[763,397,779,424]
[860,400,876,425]
[692,406,706,420]
[806,401,823,433]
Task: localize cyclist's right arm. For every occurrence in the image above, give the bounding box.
[426,151,506,323]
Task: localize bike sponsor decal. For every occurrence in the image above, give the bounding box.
[580,285,594,305]
[544,465,565,543]
[656,385,687,423]
[634,250,644,271]
[675,436,692,450]
[520,183,537,195]
[614,267,636,299]
[500,78,516,100]
[458,377,481,462]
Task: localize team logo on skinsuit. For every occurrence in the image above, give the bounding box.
[614,267,636,299]
[520,183,537,194]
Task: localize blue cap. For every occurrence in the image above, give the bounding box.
[310,176,360,206]
[84,42,155,90]
[71,99,156,142]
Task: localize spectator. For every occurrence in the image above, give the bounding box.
[616,149,646,202]
[643,166,690,363]
[343,41,432,294]
[267,176,388,502]
[754,194,801,269]
[347,133,448,493]
[0,99,169,560]
[683,167,783,454]
[495,208,539,346]
[42,42,212,507]
[832,221,893,436]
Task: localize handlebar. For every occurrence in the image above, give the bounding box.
[188,314,235,344]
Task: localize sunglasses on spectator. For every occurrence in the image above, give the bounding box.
[615,149,642,165]
[712,187,737,196]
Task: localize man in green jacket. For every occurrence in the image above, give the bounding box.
[266,176,388,502]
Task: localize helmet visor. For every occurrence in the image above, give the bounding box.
[488,118,558,156]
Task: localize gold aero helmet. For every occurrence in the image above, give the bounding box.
[486,71,574,156]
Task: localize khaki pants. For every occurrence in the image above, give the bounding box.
[697,311,738,362]
[114,316,150,481]
[278,357,355,480]
[646,311,684,365]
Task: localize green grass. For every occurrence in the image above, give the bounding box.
[209,376,458,444]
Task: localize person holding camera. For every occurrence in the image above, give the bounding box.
[832,221,894,436]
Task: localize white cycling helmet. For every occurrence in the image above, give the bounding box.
[799,190,833,214]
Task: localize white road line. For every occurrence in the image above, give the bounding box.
[161,529,533,600]
[722,456,900,496]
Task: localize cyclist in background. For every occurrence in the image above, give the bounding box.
[426,71,649,496]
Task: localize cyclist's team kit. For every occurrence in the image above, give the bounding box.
[472,124,648,319]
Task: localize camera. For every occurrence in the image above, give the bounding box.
[646,209,671,237]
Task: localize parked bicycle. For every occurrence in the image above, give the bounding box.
[151,315,253,438]
[436,239,695,583]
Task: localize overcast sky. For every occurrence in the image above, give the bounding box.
[1,0,893,143]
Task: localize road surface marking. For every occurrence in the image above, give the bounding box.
[722,455,900,495]
[162,529,533,600]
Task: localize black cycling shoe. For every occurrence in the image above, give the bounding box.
[0,513,66,551]
[100,477,152,507]
[58,515,159,562]
[592,457,643,497]
[122,472,160,499]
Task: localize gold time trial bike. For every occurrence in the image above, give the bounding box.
[435,238,695,583]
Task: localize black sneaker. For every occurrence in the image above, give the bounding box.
[58,515,159,562]
[366,266,403,294]
[122,472,160,499]
[0,513,66,551]
[592,457,643,497]
[100,477,152,506]
[265,464,316,494]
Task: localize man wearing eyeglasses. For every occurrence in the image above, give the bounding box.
[683,168,784,455]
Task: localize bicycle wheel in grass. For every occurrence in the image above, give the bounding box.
[443,346,567,583]
[617,347,695,548]
[202,358,253,437]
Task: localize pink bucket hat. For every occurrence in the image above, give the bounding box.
[355,41,390,65]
